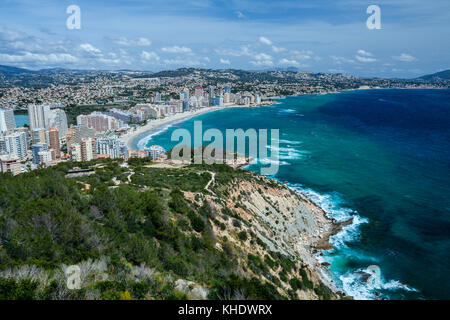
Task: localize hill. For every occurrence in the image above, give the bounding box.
[0,65,33,74]
[417,70,450,81]
[0,158,343,300]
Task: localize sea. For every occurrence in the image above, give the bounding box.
[114,89,450,299]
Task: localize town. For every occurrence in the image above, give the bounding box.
[0,67,448,176]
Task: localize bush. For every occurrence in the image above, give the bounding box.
[238,231,247,241]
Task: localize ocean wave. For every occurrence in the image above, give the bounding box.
[287,184,419,299]
[339,267,418,300]
[277,139,302,145]
[278,108,296,113]
[136,121,182,150]
[267,145,310,160]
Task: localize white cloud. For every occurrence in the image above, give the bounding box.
[355,50,376,62]
[331,55,355,64]
[80,43,101,55]
[250,52,273,67]
[355,55,377,63]
[392,53,417,62]
[0,52,78,63]
[163,57,205,66]
[141,50,160,62]
[272,46,286,53]
[137,37,152,46]
[236,11,245,18]
[259,36,272,46]
[98,57,121,64]
[214,45,252,57]
[291,50,315,60]
[279,58,299,66]
[220,58,230,65]
[357,49,373,57]
[113,37,151,46]
[161,46,192,54]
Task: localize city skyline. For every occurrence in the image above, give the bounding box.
[0,0,449,78]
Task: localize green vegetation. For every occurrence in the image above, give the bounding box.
[0,159,334,300]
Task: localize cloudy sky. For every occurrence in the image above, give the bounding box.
[0,0,449,77]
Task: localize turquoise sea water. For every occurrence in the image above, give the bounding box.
[134,89,450,300]
[14,114,28,127]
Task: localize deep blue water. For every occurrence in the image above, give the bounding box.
[135,89,450,300]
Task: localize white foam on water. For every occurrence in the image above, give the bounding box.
[136,120,184,150]
[279,108,296,113]
[340,268,418,300]
[267,145,310,160]
[277,138,302,145]
[287,183,419,299]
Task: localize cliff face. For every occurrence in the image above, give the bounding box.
[184,168,341,300]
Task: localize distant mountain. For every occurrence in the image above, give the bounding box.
[417,70,450,81]
[0,65,33,74]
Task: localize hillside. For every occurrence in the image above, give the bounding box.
[0,65,32,74]
[0,158,344,300]
[417,70,450,81]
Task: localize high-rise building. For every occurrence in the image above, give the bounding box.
[194,87,203,99]
[28,105,50,130]
[77,112,120,133]
[81,138,96,161]
[48,127,60,159]
[4,131,27,160]
[180,88,189,101]
[32,128,47,144]
[96,136,120,159]
[0,108,16,133]
[145,145,166,160]
[224,84,231,93]
[66,124,96,151]
[31,142,48,164]
[71,143,82,162]
[224,92,231,104]
[47,109,68,138]
[211,95,224,106]
[209,86,215,98]
[38,150,53,164]
[154,92,162,103]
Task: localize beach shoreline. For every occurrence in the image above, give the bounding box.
[121,102,278,151]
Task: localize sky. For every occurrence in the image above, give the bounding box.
[0,0,449,78]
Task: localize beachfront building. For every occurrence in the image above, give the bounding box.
[211,95,224,106]
[96,136,121,159]
[77,112,121,133]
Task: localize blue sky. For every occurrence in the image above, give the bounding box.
[0,0,449,77]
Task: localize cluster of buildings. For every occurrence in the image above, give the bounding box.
[0,83,262,176]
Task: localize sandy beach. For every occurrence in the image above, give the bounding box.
[120,102,277,151]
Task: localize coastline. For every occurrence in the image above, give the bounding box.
[121,101,278,151]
